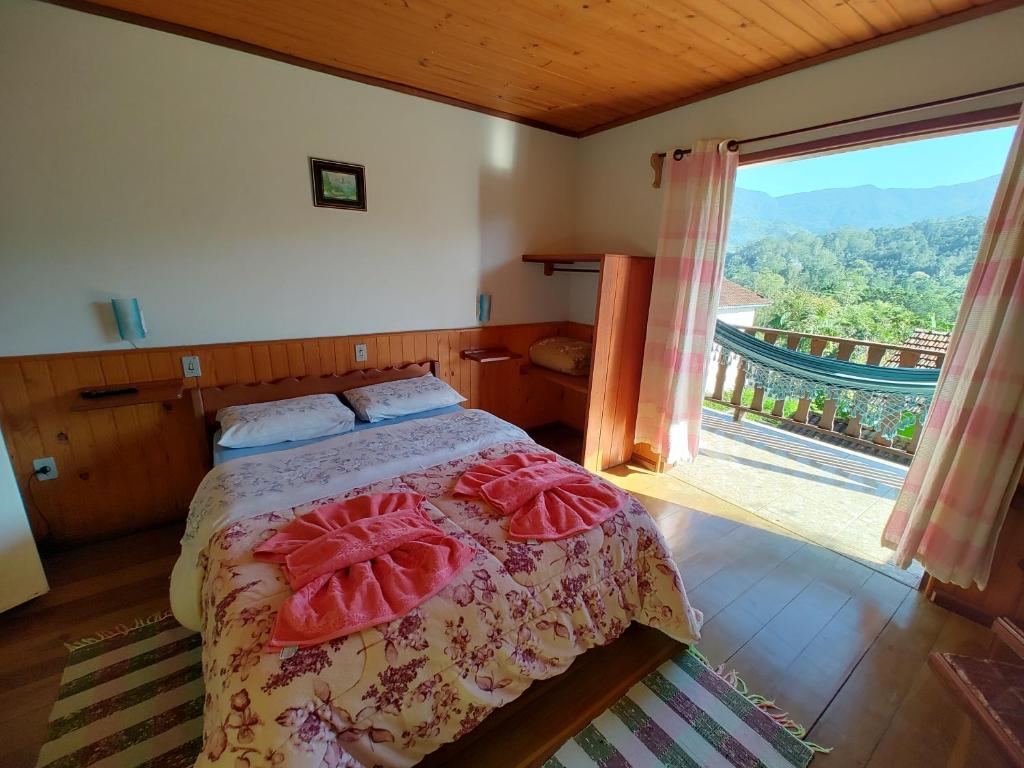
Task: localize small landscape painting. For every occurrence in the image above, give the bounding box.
[309,158,366,211]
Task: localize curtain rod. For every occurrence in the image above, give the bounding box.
[654,81,1024,163]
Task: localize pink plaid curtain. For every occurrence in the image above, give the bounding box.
[635,140,739,465]
[883,113,1024,590]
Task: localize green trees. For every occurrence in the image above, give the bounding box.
[725,216,981,344]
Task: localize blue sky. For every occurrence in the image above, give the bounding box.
[737,126,1015,197]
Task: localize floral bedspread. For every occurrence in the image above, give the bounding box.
[180,411,703,768]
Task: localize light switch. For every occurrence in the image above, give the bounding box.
[181,355,202,378]
[354,344,368,363]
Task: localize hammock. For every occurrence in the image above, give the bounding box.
[712,321,940,439]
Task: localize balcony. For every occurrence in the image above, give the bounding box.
[619,325,938,587]
[706,325,946,460]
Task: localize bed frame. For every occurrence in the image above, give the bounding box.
[195,360,440,432]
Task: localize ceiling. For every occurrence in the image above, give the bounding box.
[58,0,1017,136]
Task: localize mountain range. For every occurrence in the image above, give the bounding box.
[729,175,998,247]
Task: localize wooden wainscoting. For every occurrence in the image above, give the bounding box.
[0,345,206,546]
[0,322,582,546]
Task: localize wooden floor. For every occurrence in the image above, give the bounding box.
[0,479,1012,767]
[0,526,182,768]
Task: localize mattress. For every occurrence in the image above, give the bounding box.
[211,404,464,465]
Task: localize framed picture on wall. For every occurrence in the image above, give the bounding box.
[309,158,366,211]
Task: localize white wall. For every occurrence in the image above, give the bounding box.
[0,1,575,356]
[573,6,1024,257]
[717,308,757,327]
[567,271,600,325]
[3,2,1023,356]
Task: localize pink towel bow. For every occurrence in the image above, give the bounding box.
[454,452,627,541]
[254,492,473,649]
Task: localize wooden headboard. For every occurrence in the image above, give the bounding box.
[196,360,439,429]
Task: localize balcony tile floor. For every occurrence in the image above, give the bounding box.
[653,409,921,587]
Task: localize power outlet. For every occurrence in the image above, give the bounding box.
[354,344,368,363]
[181,355,202,378]
[33,457,58,481]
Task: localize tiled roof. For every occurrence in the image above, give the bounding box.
[883,328,951,369]
[719,279,771,308]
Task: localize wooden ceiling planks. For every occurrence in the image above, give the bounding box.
[50,0,1019,135]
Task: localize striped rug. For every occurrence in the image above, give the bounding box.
[544,647,824,768]
[36,610,203,768]
[39,615,824,768]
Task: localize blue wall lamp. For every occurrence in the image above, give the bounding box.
[111,297,147,344]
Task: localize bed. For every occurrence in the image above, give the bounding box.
[171,361,703,768]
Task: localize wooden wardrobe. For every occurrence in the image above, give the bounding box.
[522,254,654,472]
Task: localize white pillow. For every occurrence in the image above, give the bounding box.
[344,374,466,423]
[216,394,355,448]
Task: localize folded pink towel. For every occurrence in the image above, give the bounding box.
[479,461,590,515]
[453,452,627,541]
[254,492,473,649]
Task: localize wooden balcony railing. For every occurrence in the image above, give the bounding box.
[706,326,945,460]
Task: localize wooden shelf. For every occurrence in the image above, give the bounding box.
[523,253,603,264]
[520,363,589,394]
[71,379,185,411]
[460,347,523,363]
[523,253,603,276]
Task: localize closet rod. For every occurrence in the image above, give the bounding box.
[550,267,600,274]
[653,81,1023,164]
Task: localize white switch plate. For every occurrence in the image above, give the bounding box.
[181,355,202,378]
[33,457,58,480]
[354,344,368,363]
